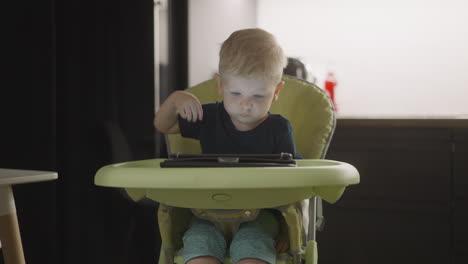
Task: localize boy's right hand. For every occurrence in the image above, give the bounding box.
[154,90,203,134]
[173,91,203,122]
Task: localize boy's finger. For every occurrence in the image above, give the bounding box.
[179,109,186,119]
[197,103,203,120]
[184,107,192,122]
[189,104,198,122]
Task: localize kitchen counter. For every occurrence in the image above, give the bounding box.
[321,115,468,264]
[336,115,468,128]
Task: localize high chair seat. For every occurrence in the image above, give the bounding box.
[95,76,360,264]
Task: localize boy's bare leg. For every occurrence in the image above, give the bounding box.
[236,258,268,264]
[187,256,220,264]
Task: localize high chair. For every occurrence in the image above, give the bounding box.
[95,76,359,264]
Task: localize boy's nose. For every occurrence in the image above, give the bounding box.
[240,98,252,110]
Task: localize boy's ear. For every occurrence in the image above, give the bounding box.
[273,81,285,102]
[215,73,223,96]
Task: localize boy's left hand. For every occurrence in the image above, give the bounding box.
[275,239,289,253]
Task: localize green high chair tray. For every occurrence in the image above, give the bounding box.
[94,158,359,209]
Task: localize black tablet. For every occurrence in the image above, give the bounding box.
[160,153,296,168]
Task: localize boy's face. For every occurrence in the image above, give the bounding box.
[216,74,284,131]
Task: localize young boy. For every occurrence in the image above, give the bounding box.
[154,28,297,264]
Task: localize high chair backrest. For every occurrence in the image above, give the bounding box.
[166,76,335,159]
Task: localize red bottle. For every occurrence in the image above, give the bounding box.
[324,72,337,110]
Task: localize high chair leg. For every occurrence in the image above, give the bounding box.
[305,197,318,264]
[304,240,318,264]
[308,197,317,241]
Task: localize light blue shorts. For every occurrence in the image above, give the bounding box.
[182,209,279,264]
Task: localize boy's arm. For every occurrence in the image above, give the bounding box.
[154,91,203,134]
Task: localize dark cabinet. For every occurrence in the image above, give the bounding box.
[453,129,468,264]
[318,205,450,264]
[453,201,468,264]
[317,123,467,264]
[453,129,468,198]
[326,127,451,202]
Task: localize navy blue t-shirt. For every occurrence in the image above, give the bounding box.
[178,102,299,157]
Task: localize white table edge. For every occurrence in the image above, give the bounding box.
[0,169,58,186]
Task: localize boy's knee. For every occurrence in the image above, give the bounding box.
[235,258,269,264]
[230,227,276,264]
[183,218,226,247]
[186,256,221,264]
[183,217,227,263]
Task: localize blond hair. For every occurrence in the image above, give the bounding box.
[219,28,287,84]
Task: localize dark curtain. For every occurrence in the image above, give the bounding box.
[55,0,159,263]
[2,0,58,263]
[1,0,187,263]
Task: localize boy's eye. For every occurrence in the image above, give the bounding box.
[254,95,265,99]
[230,92,241,96]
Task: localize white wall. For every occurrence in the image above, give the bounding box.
[188,0,257,87]
[258,0,468,116]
